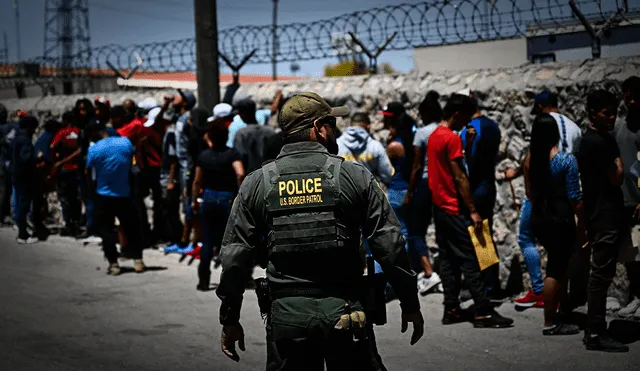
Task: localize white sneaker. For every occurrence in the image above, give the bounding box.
[17,236,38,244]
[618,298,640,318]
[418,272,442,296]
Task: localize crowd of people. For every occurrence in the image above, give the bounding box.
[0,75,639,354]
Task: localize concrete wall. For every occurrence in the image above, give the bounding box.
[413,38,528,74]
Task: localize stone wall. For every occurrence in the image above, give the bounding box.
[3,56,640,303]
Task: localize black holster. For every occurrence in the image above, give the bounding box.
[362,256,387,326]
[254,277,272,320]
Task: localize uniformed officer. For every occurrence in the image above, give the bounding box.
[216,92,424,370]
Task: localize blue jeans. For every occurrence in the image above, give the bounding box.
[13,179,32,239]
[198,189,234,281]
[407,178,431,271]
[518,197,544,294]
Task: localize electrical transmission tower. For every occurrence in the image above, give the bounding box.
[43,0,91,94]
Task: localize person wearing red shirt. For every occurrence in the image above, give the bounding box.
[50,112,82,237]
[428,93,513,329]
[117,103,170,246]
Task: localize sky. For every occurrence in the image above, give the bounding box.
[0,0,636,78]
[0,0,417,77]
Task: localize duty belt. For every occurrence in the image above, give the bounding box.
[270,284,361,300]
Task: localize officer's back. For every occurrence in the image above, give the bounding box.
[216,92,423,370]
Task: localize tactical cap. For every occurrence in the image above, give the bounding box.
[279,92,349,135]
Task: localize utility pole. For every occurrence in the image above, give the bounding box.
[14,0,20,61]
[194,0,221,112]
[272,0,278,81]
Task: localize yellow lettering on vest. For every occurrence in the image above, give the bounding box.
[314,178,322,193]
[305,178,314,193]
[286,180,295,195]
[278,181,286,196]
[293,179,300,194]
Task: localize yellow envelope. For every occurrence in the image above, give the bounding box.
[467,220,499,271]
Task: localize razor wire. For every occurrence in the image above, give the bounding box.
[30,0,638,73]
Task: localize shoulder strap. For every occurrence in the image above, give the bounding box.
[324,156,343,201]
[262,160,279,196]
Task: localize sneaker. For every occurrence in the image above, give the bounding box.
[162,244,182,254]
[186,243,202,258]
[473,309,514,328]
[17,236,38,244]
[618,297,640,318]
[459,289,472,302]
[134,259,146,273]
[584,333,629,352]
[543,322,581,336]
[178,244,195,254]
[85,235,102,244]
[107,263,121,276]
[442,307,473,325]
[418,272,442,296]
[196,277,210,291]
[515,290,544,309]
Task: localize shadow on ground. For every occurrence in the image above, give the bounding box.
[118,266,168,274]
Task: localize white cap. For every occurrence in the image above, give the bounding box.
[213,103,233,119]
[143,107,162,128]
[138,97,159,111]
[457,88,472,97]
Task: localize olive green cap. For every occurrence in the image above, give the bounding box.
[278,92,350,135]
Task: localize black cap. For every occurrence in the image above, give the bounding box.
[531,90,558,115]
[234,99,257,115]
[379,102,405,117]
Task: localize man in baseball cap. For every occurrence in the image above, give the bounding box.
[278,92,349,154]
[216,92,424,366]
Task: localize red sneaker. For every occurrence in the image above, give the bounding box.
[534,300,545,308]
[186,243,202,258]
[515,290,544,309]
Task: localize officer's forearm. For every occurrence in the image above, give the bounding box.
[217,265,248,324]
[369,235,420,313]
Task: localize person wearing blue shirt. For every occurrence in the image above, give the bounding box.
[86,126,146,276]
[460,98,502,298]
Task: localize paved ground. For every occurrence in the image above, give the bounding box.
[1,228,639,371]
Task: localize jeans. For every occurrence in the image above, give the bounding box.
[0,165,12,221]
[141,166,163,240]
[78,173,94,231]
[56,171,81,230]
[161,186,183,244]
[130,170,151,247]
[198,189,234,281]
[94,195,144,263]
[518,198,544,294]
[433,206,491,313]
[587,229,623,334]
[13,179,32,239]
[407,178,431,271]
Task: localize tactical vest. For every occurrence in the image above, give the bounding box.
[262,152,362,287]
